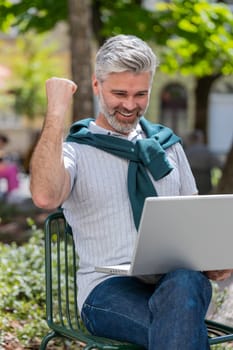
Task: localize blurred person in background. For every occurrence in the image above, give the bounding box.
[185,130,222,194]
[0,133,19,199]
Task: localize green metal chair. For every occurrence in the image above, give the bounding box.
[40,210,233,350]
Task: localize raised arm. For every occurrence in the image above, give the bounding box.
[30,77,77,210]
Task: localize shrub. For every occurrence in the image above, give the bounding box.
[0,219,48,347]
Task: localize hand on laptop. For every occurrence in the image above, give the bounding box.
[204,269,233,281]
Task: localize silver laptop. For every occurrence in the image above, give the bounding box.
[95,194,233,276]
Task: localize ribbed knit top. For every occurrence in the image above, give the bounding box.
[62,121,197,311]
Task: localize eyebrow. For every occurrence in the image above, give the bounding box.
[111,89,149,94]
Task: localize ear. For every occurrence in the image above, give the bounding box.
[92,75,99,96]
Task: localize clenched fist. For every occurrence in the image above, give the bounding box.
[46,77,78,120]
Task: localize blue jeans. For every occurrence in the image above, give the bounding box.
[81,269,212,350]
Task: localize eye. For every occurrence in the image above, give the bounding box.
[113,91,127,97]
[136,92,148,97]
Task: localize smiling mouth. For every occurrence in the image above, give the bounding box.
[117,111,135,117]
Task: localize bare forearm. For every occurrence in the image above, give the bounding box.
[30,77,77,209]
[30,119,70,209]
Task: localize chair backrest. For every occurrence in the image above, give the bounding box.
[44,210,81,335]
[43,210,145,350]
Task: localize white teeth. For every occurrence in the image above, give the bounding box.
[120,112,133,117]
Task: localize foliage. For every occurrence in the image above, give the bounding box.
[211,281,228,315]
[101,0,233,77]
[0,215,81,348]
[212,343,233,350]
[0,30,67,119]
[212,345,233,349]
[0,220,48,346]
[1,0,233,80]
[211,167,222,188]
[0,0,68,33]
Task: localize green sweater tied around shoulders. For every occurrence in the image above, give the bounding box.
[66,117,181,230]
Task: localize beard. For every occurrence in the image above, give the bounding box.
[98,91,148,134]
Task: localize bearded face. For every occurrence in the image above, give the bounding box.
[93,71,151,134]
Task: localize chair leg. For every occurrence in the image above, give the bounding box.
[39,330,57,350]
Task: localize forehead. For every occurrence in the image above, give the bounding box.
[102,71,151,91]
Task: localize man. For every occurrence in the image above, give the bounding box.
[30,35,232,350]
[185,129,222,194]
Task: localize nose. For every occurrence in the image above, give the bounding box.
[122,97,137,111]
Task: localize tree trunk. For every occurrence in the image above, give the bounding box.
[68,0,94,121]
[194,74,220,140]
[92,0,105,46]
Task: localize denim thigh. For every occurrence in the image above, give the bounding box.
[81,270,212,350]
[81,276,154,347]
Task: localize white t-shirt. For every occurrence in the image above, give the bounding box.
[62,122,197,311]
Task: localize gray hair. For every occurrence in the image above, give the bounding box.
[95,35,159,84]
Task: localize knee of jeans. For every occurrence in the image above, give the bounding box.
[166,268,212,299]
[149,269,212,315]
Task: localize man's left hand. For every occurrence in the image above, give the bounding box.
[204,269,233,281]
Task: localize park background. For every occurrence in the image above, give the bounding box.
[0,0,233,349]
